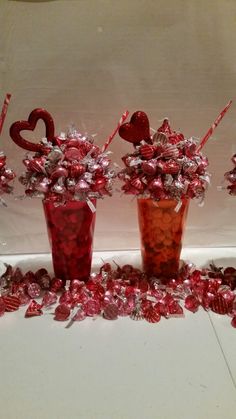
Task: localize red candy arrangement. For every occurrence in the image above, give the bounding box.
[9,108,127,282]
[119,102,232,202]
[118,104,232,280]
[10,109,116,204]
[119,112,210,202]
[224,153,236,195]
[0,94,15,205]
[0,151,15,204]
[0,261,236,328]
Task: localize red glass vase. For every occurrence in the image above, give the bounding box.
[137,198,189,280]
[43,200,96,282]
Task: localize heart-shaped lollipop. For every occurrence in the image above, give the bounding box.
[119,111,150,144]
[10,108,55,152]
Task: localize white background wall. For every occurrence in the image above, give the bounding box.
[0,0,236,254]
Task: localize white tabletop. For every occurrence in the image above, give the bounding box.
[0,248,236,419]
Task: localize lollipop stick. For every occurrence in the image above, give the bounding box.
[0,93,12,136]
[196,100,232,152]
[102,110,129,152]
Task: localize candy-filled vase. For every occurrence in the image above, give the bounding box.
[43,200,96,282]
[137,198,189,280]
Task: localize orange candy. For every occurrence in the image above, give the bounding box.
[137,198,189,279]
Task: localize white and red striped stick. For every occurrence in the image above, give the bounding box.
[102,110,129,153]
[0,93,12,136]
[196,100,232,152]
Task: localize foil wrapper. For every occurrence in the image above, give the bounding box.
[18,128,116,205]
[119,115,210,204]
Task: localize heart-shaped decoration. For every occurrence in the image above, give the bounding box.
[9,108,55,152]
[119,111,150,144]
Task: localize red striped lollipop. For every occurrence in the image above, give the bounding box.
[197,100,232,152]
[102,110,129,152]
[0,93,11,135]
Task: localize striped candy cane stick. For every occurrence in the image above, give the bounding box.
[196,100,232,152]
[0,93,12,136]
[102,110,129,153]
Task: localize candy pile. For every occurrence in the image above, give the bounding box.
[0,262,236,328]
[0,152,15,204]
[17,128,115,204]
[118,112,210,202]
[224,154,236,195]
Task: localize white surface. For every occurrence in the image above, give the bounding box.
[0,248,236,419]
[1,0,236,253]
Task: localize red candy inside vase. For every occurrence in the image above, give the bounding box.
[43,200,96,282]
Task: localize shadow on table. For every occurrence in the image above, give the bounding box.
[0,255,53,274]
[200,257,236,269]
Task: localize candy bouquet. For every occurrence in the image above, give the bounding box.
[0,94,15,206]
[0,150,15,206]
[224,154,236,195]
[9,108,124,282]
[119,103,232,280]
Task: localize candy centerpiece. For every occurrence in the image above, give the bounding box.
[9,108,118,281]
[0,151,15,205]
[0,94,15,206]
[224,154,236,195]
[119,114,209,202]
[119,104,232,280]
[9,108,115,203]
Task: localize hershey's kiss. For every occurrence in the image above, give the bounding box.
[91,177,107,192]
[148,177,163,191]
[141,160,156,175]
[75,179,90,192]
[28,157,46,174]
[65,147,83,161]
[70,164,85,178]
[225,171,236,183]
[231,154,236,166]
[51,167,68,180]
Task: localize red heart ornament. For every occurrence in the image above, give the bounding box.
[119,111,150,144]
[10,108,55,152]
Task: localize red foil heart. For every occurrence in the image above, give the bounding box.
[119,111,150,144]
[9,108,55,152]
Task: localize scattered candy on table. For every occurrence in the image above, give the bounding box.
[0,261,235,328]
